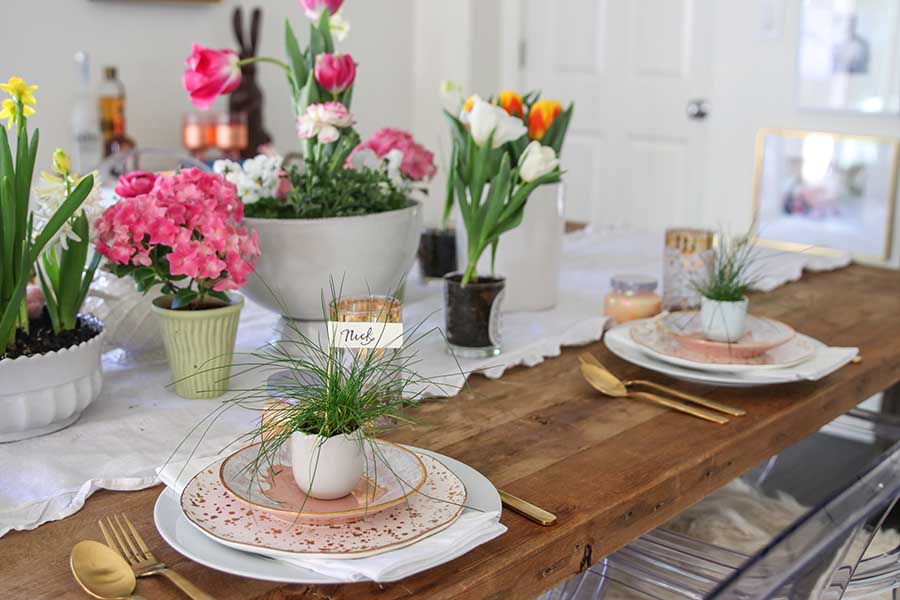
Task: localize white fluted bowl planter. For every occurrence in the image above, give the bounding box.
[0,316,105,443]
[152,294,243,399]
[243,201,423,320]
[83,270,164,359]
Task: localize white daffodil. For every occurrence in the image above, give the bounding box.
[468,97,527,149]
[32,170,103,250]
[329,12,351,42]
[518,141,560,182]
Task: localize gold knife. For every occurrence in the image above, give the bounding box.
[499,489,557,526]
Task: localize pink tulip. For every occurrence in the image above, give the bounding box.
[314,53,356,95]
[182,44,242,110]
[299,0,344,20]
[115,171,157,198]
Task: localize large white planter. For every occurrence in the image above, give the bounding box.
[455,184,564,312]
[0,317,105,442]
[243,201,422,320]
[291,429,365,499]
[701,296,749,343]
[83,270,164,359]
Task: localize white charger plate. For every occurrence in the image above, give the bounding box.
[605,321,827,387]
[154,447,501,584]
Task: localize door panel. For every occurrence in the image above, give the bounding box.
[524,0,713,229]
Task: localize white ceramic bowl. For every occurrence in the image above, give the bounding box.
[0,317,105,442]
[243,201,422,320]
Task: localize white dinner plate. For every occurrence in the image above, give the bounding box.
[604,321,827,387]
[154,447,501,584]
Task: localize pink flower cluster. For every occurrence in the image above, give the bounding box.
[95,168,259,292]
[352,128,437,181]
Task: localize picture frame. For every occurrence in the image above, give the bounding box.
[796,0,900,114]
[752,128,898,262]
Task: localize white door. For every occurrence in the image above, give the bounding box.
[522,0,716,228]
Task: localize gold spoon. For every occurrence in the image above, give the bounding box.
[579,353,745,416]
[70,540,145,600]
[580,362,729,424]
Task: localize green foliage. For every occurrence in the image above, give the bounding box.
[693,232,760,302]
[0,111,93,356]
[245,158,407,219]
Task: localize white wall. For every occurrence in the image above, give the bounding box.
[1,0,413,169]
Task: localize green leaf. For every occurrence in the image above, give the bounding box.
[74,252,102,313]
[29,174,93,264]
[170,287,198,310]
[0,176,15,299]
[285,19,307,101]
[0,218,33,354]
[318,10,335,54]
[36,258,61,335]
[57,213,89,330]
[542,103,574,156]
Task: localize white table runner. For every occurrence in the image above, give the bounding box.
[0,228,850,537]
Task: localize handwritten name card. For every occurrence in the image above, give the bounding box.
[327,321,404,349]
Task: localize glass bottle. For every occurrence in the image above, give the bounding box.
[98,66,135,158]
[70,51,103,173]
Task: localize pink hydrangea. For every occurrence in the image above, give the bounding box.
[95,168,259,297]
[349,128,437,182]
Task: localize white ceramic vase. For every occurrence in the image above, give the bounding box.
[701,296,749,343]
[291,429,365,500]
[0,317,105,442]
[455,183,564,312]
[243,201,422,320]
[83,270,164,359]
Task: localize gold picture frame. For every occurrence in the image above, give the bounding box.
[751,128,898,262]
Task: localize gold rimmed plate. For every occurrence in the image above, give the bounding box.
[218,440,427,525]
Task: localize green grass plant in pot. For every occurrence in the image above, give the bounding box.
[182,0,432,320]
[94,168,260,399]
[693,232,760,343]
[0,77,106,441]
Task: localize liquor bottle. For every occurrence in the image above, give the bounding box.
[98,66,135,158]
[70,51,103,173]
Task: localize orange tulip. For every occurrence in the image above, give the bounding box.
[498,90,524,117]
[528,99,562,141]
[463,94,478,113]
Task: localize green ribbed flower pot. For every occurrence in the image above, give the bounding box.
[151,293,244,399]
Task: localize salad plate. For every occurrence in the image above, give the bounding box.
[660,311,795,360]
[219,440,427,525]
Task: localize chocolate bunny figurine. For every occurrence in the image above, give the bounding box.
[229,6,272,159]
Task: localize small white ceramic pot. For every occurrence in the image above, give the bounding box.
[0,316,105,442]
[290,429,365,500]
[701,296,749,343]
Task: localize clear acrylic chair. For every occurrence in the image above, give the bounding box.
[538,408,900,600]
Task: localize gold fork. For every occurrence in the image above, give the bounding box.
[99,513,215,600]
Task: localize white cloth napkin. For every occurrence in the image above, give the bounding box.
[157,455,506,583]
[738,344,859,383]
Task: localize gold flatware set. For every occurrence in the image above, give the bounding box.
[578,352,744,425]
[70,513,213,600]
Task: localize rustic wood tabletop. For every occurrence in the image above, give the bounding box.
[3,264,900,600]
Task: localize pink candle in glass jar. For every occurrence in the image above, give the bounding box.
[604,274,662,324]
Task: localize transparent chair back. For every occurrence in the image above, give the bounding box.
[97,147,210,182]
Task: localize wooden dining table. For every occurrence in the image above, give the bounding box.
[3,263,900,599]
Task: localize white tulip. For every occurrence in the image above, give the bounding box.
[518,141,559,182]
[468,98,527,149]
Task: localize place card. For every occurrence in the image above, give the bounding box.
[327,321,404,349]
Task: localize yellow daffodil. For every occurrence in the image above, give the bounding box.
[0,99,15,129]
[52,148,71,176]
[0,76,38,106]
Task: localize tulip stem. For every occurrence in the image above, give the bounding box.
[238,56,290,73]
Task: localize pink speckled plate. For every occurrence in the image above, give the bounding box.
[219,441,427,525]
[661,311,796,360]
[180,450,467,560]
[630,317,816,372]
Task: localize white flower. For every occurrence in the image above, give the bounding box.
[213,154,283,205]
[32,171,103,250]
[296,101,354,144]
[384,149,404,183]
[348,148,379,171]
[518,141,559,183]
[468,97,526,149]
[329,12,351,42]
